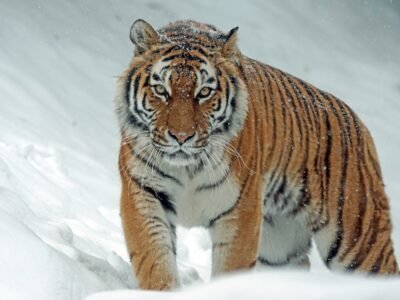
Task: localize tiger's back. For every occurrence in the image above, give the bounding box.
[116,19,398,290]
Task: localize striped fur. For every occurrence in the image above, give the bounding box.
[115,19,398,290]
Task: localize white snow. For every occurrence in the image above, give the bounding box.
[0,0,399,299]
[87,271,400,300]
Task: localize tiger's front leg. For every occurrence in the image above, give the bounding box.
[119,152,178,290]
[209,181,263,276]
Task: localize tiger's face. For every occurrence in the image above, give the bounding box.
[116,20,248,167]
[146,59,226,165]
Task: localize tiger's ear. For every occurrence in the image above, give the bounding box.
[222,26,239,59]
[130,19,159,55]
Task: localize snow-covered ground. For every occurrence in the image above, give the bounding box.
[87,271,400,300]
[0,0,399,299]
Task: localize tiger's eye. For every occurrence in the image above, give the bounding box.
[198,87,212,98]
[154,85,166,95]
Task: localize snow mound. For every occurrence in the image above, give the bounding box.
[86,271,400,300]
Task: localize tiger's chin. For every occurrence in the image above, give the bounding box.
[161,151,201,167]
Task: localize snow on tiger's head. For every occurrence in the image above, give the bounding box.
[115,19,248,166]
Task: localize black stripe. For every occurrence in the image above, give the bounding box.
[280,72,314,216]
[275,70,300,177]
[135,153,182,186]
[288,76,314,133]
[126,143,183,186]
[200,68,208,77]
[287,169,311,216]
[298,81,326,231]
[263,214,274,226]
[337,100,353,148]
[264,69,277,163]
[214,98,222,112]
[132,96,150,124]
[314,89,332,233]
[146,218,172,235]
[280,74,313,216]
[370,239,391,273]
[323,94,349,267]
[141,93,154,117]
[285,77,312,173]
[212,242,231,249]
[133,75,141,100]
[262,70,278,206]
[307,86,331,233]
[187,44,208,56]
[258,242,310,266]
[127,113,149,131]
[277,75,296,179]
[161,43,209,57]
[152,73,161,81]
[207,200,237,227]
[262,69,288,205]
[215,76,231,121]
[273,176,287,205]
[345,221,375,271]
[187,159,205,177]
[142,186,176,214]
[129,175,177,215]
[206,77,216,84]
[149,246,174,276]
[382,248,394,270]
[160,45,183,56]
[264,171,279,200]
[122,66,149,130]
[162,53,206,64]
[339,107,367,261]
[136,251,150,275]
[130,74,151,124]
[215,75,239,134]
[278,71,304,141]
[196,171,229,192]
[321,103,332,226]
[125,67,138,105]
[225,78,231,102]
[370,256,385,274]
[170,223,177,256]
[258,257,288,267]
[215,76,222,92]
[214,81,230,124]
[270,68,288,171]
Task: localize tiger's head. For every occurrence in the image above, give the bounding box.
[116,19,248,167]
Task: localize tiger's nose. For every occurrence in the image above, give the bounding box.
[168,129,195,145]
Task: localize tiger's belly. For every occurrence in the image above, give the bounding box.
[164,166,240,228]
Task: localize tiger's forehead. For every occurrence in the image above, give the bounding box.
[149,54,217,91]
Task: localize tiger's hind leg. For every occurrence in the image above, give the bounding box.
[257,213,312,270]
[313,190,399,275]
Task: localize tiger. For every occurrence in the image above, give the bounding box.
[115,19,399,290]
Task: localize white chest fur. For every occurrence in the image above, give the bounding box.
[166,166,240,227]
[128,154,240,227]
[170,172,239,227]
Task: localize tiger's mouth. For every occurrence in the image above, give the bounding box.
[152,141,206,166]
[161,150,203,166]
